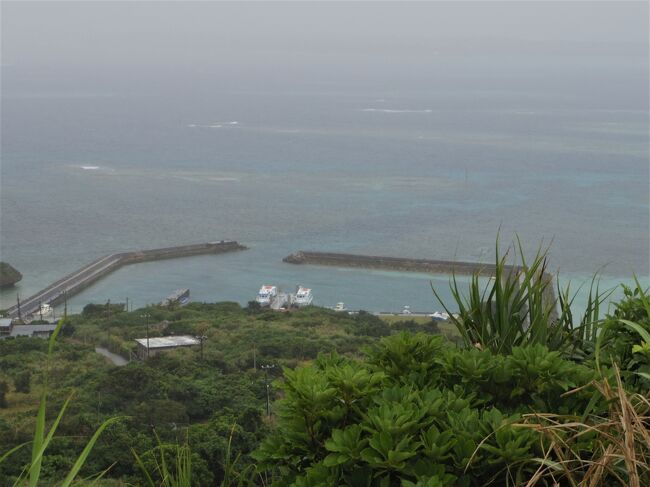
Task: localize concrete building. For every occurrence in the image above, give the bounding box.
[134,335,200,359]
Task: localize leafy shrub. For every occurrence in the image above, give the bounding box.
[597,279,650,387]
[14,370,31,393]
[253,333,602,486]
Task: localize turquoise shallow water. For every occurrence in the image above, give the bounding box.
[1,83,648,313]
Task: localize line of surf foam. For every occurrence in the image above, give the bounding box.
[360,108,432,113]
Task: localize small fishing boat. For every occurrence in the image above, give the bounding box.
[33,303,54,320]
[430,311,450,321]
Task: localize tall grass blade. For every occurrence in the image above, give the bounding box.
[59,416,123,487]
[22,393,75,487]
[28,318,65,487]
[0,441,31,465]
[132,448,157,487]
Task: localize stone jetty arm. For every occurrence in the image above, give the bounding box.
[4,241,247,319]
[284,251,558,319]
[283,251,506,276]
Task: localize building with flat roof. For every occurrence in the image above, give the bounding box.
[134,335,200,359]
[0,318,13,337]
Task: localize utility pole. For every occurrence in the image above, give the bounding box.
[39,300,43,321]
[16,293,22,322]
[140,313,151,359]
[196,335,207,360]
[261,364,276,418]
[63,290,68,319]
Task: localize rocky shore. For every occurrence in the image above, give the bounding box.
[0,262,22,288]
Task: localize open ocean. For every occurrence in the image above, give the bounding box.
[1,62,648,314]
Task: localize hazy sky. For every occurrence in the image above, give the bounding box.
[3,2,648,66]
[1,2,648,106]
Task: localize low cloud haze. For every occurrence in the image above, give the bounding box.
[2,1,648,105]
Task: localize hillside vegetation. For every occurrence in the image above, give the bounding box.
[1,248,649,486]
[0,303,434,485]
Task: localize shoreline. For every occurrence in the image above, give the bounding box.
[3,241,247,319]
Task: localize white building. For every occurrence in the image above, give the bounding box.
[134,335,200,359]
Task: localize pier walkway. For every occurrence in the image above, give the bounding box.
[4,241,246,319]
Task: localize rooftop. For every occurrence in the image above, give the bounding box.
[3,323,59,338]
[134,335,200,349]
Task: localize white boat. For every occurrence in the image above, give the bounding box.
[255,285,278,307]
[161,289,190,307]
[294,286,313,307]
[430,311,450,321]
[333,302,347,312]
[401,305,412,315]
[33,303,54,320]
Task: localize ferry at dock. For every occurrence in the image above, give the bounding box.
[293,286,313,307]
[255,285,278,307]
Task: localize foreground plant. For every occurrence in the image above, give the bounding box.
[596,277,650,385]
[252,334,602,486]
[433,237,610,355]
[518,365,650,487]
[133,425,261,487]
[0,319,121,486]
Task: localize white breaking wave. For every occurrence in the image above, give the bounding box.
[361,108,432,113]
[81,166,100,170]
[187,121,240,128]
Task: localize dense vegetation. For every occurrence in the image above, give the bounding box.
[0,303,431,485]
[1,250,649,486]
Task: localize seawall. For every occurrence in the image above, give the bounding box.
[5,241,247,319]
[284,251,558,318]
[283,251,516,276]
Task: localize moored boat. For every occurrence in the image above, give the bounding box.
[294,286,313,307]
[32,303,54,320]
[255,285,278,307]
[161,288,190,307]
[430,311,450,321]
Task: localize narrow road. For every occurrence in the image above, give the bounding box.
[95,347,129,366]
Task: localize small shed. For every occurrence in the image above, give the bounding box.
[0,318,13,337]
[134,335,200,359]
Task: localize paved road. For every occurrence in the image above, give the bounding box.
[5,253,124,319]
[3,241,246,320]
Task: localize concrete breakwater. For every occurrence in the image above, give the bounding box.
[284,251,558,317]
[4,241,247,319]
[283,251,516,276]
